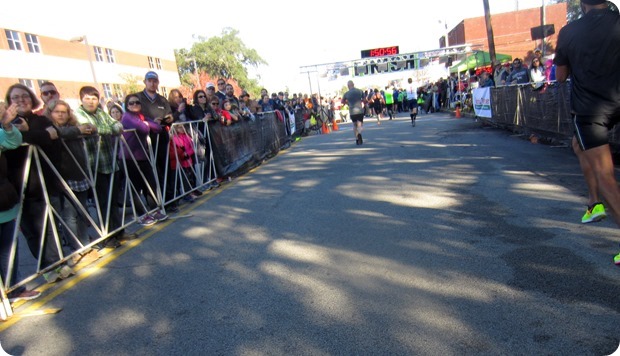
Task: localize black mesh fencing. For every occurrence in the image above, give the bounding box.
[209,111,290,177]
[486,82,620,147]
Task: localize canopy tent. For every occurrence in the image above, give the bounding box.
[449,51,512,73]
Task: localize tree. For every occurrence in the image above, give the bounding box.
[552,0,618,23]
[175,28,267,98]
[118,73,143,97]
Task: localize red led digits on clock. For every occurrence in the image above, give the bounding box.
[361,46,399,58]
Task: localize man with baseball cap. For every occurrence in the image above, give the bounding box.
[133,71,178,212]
[554,0,620,265]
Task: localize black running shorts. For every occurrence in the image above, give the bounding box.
[351,113,364,123]
[574,114,620,151]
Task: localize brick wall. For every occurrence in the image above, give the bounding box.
[448,3,567,63]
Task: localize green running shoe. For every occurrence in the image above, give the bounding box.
[581,202,607,224]
[614,251,620,266]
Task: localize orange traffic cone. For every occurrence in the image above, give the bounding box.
[455,106,461,118]
[321,122,329,134]
[332,119,339,131]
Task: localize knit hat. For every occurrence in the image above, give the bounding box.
[581,0,606,4]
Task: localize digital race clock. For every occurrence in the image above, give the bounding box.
[360,46,400,58]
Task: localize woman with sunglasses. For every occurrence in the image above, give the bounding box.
[119,94,168,226]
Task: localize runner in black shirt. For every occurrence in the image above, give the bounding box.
[554,0,620,265]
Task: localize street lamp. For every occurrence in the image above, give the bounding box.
[70,35,98,89]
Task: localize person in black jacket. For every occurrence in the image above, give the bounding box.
[0,102,42,303]
[3,84,74,283]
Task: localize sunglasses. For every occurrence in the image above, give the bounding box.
[211,102,219,105]
[42,90,58,96]
[128,101,141,106]
[217,83,225,86]
[198,95,206,99]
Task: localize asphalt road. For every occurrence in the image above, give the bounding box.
[1,112,619,356]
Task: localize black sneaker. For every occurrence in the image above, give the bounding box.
[103,237,121,249]
[357,133,363,145]
[118,232,139,241]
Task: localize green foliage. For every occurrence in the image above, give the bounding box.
[553,0,619,22]
[118,73,143,96]
[551,0,581,22]
[175,28,267,95]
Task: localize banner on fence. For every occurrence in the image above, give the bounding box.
[473,87,492,118]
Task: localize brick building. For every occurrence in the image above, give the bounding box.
[0,28,181,105]
[445,3,567,63]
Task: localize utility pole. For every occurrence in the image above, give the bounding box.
[483,0,497,65]
[541,0,547,57]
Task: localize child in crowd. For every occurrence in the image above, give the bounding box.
[169,124,200,202]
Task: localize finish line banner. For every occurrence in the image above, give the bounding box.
[473,87,492,118]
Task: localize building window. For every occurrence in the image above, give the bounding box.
[102,83,113,99]
[25,33,41,53]
[156,58,162,70]
[94,46,104,62]
[113,84,123,98]
[19,79,34,90]
[5,30,22,51]
[105,48,115,63]
[148,56,154,69]
[160,87,168,98]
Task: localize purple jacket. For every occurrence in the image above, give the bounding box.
[119,111,162,161]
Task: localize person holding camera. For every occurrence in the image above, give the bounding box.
[168,89,194,123]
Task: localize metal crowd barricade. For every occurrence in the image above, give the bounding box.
[484,82,573,142]
[1,112,292,318]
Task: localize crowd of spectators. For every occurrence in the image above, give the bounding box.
[0,72,327,304]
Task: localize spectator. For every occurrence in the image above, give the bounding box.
[260,94,274,112]
[169,89,194,122]
[479,71,495,88]
[3,84,74,282]
[169,124,200,203]
[107,102,127,207]
[215,79,227,103]
[44,99,101,265]
[239,90,260,115]
[134,71,178,213]
[544,59,556,82]
[190,89,215,122]
[190,89,218,191]
[0,102,42,303]
[220,99,240,126]
[493,61,509,87]
[506,58,530,85]
[119,94,168,226]
[74,85,136,248]
[34,81,60,116]
[529,57,546,90]
[225,84,240,108]
[108,103,124,122]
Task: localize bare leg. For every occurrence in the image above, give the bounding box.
[580,143,620,227]
[573,136,600,205]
